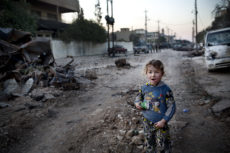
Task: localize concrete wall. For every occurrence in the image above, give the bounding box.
[116,31,132,41]
[51,40,133,59]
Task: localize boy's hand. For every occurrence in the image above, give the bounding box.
[135,103,142,110]
[154,119,166,128]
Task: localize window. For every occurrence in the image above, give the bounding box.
[207,30,230,46]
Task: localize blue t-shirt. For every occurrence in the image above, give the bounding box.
[135,81,176,123]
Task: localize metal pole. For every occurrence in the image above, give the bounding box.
[111,0,114,48]
[167,27,169,48]
[145,10,147,44]
[195,0,198,51]
[192,20,195,44]
[106,0,110,55]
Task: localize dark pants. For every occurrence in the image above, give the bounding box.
[143,118,171,153]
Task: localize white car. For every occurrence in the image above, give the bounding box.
[204,27,230,71]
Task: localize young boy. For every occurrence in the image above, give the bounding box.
[134,59,176,153]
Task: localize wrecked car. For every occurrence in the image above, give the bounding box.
[204,27,230,71]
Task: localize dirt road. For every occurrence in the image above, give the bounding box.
[2,49,230,153]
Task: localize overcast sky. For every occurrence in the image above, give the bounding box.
[62,0,220,41]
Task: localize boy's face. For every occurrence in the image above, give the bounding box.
[146,65,163,86]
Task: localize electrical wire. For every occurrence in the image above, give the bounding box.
[160,21,192,26]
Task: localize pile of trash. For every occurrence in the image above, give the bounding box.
[0,28,79,101]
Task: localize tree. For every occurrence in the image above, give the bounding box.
[212,0,230,17]
[211,0,230,29]
[61,18,106,43]
[196,0,230,43]
[0,0,37,33]
[78,8,84,21]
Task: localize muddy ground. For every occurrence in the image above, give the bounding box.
[1,49,230,153]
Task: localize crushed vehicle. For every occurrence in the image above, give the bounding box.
[204,27,230,71]
[0,28,80,100]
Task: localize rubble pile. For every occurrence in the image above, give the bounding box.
[186,49,204,57]
[0,28,80,101]
[115,58,131,68]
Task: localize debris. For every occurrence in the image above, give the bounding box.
[50,68,80,90]
[130,135,144,145]
[116,135,123,141]
[211,99,230,116]
[119,130,126,136]
[169,120,189,130]
[3,78,34,97]
[0,28,81,96]
[125,129,134,139]
[85,69,97,80]
[199,99,211,106]
[183,108,189,113]
[186,49,204,57]
[30,89,45,101]
[15,78,34,96]
[19,38,54,65]
[0,102,11,108]
[0,28,31,45]
[24,103,42,110]
[115,59,131,68]
[3,79,19,96]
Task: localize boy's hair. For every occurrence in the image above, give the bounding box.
[144,59,165,75]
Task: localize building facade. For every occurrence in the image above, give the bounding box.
[27,0,80,38]
[115,28,132,41]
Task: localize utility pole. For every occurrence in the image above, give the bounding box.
[192,20,195,43]
[195,0,198,51]
[157,20,160,50]
[157,20,161,41]
[106,0,110,54]
[111,0,114,48]
[145,10,148,44]
[95,0,102,25]
[56,0,60,36]
[157,20,160,34]
[167,27,169,48]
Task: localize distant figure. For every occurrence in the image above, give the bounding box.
[134,59,176,153]
[155,44,160,53]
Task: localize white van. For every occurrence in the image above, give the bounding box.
[204,27,230,71]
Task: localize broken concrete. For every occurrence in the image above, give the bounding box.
[0,102,11,108]
[212,99,230,116]
[0,28,31,45]
[19,38,54,65]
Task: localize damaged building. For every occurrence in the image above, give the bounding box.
[22,0,80,39]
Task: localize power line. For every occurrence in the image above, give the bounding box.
[198,14,204,28]
[160,21,191,26]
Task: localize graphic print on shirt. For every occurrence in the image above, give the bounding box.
[141,91,163,113]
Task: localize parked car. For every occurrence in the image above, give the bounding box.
[133,45,149,54]
[173,43,193,51]
[108,45,127,56]
[204,27,230,71]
